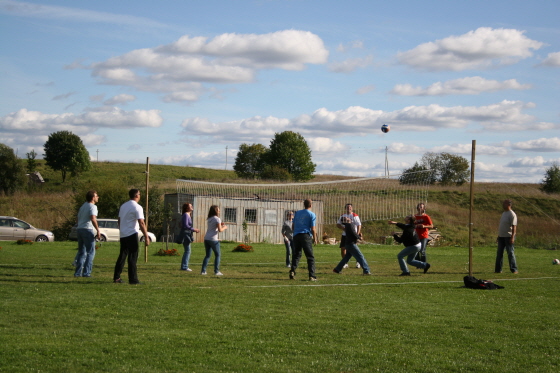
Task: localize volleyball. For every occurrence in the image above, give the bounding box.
[553,259,560,265]
[381,124,390,133]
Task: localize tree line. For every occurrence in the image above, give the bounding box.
[2,130,560,195]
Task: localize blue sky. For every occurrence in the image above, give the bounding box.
[1,0,559,183]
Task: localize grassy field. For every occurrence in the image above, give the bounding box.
[1,240,559,372]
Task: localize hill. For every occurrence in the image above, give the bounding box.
[2,160,559,249]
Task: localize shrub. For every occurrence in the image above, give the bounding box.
[232,244,253,252]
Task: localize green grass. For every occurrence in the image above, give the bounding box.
[1,241,559,372]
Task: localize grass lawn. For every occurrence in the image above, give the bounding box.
[1,241,559,372]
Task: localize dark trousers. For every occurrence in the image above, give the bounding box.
[291,233,315,278]
[114,233,139,284]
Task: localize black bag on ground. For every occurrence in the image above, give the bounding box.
[463,275,504,290]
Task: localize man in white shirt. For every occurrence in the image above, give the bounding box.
[113,189,150,284]
[336,203,362,269]
[495,199,518,274]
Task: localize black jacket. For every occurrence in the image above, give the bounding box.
[393,222,420,247]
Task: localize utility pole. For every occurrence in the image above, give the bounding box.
[225,146,228,170]
[385,146,389,177]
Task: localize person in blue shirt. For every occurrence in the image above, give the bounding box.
[290,199,318,281]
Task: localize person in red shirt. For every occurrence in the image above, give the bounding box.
[414,203,433,263]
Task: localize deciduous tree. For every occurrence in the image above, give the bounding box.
[233,143,268,179]
[264,131,316,182]
[540,163,560,194]
[0,143,27,195]
[43,131,91,182]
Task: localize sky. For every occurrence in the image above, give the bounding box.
[1,0,559,183]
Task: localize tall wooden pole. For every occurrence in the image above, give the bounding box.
[145,157,150,263]
[468,140,476,276]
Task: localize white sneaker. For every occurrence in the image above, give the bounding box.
[356,263,361,269]
[201,271,207,275]
[343,264,349,269]
[215,272,223,276]
[185,268,192,272]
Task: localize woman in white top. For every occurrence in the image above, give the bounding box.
[201,205,227,275]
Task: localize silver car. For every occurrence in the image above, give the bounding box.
[0,216,55,242]
[68,218,156,242]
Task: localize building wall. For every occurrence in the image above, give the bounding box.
[164,193,323,244]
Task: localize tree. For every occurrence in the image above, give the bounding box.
[263,131,316,182]
[540,163,560,194]
[233,143,268,179]
[399,162,429,184]
[0,143,27,195]
[419,152,470,186]
[43,131,91,182]
[26,149,37,173]
[260,165,292,181]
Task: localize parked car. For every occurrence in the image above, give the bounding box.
[68,218,156,243]
[0,216,55,242]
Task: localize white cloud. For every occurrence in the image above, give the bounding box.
[390,76,531,96]
[0,107,163,148]
[540,51,560,67]
[84,30,328,102]
[328,55,373,73]
[387,143,425,154]
[307,137,348,153]
[336,40,364,52]
[356,85,375,95]
[431,143,508,156]
[178,100,544,142]
[103,94,136,105]
[507,156,546,167]
[397,27,544,71]
[511,137,560,151]
[180,115,289,142]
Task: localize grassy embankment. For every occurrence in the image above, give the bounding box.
[1,160,559,249]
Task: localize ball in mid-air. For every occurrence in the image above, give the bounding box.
[381,124,390,133]
[553,258,560,265]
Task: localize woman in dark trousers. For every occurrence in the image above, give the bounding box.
[388,216,431,276]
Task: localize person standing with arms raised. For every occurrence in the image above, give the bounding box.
[113,188,150,285]
[290,199,318,281]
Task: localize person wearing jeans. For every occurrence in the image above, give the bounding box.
[74,190,100,278]
[333,217,371,274]
[201,205,227,276]
[495,199,518,274]
[180,203,199,271]
[389,216,431,276]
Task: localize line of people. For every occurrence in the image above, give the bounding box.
[73,190,518,283]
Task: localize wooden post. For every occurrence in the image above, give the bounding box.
[145,157,150,263]
[469,140,476,276]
